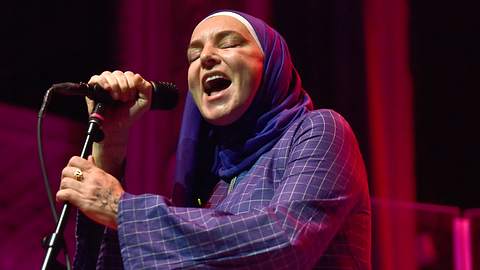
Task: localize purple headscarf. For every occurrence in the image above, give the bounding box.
[173,10,313,206]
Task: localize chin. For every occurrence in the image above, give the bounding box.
[201,109,240,126]
[204,116,235,126]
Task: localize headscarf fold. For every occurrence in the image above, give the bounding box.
[174,10,313,206]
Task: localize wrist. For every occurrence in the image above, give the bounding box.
[108,189,123,229]
[93,142,127,178]
[98,128,129,145]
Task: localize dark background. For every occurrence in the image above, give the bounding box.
[1,1,478,208]
[409,1,479,208]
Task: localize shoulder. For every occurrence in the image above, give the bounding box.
[285,109,368,194]
[290,109,356,146]
[299,109,350,130]
[270,109,361,167]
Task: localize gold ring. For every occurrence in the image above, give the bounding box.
[73,168,83,181]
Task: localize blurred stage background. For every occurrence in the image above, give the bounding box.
[0,0,478,269]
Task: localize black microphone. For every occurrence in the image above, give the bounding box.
[51,81,179,110]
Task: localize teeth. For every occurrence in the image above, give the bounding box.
[205,75,226,83]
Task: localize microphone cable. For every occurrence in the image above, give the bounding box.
[37,80,178,269]
[37,86,72,270]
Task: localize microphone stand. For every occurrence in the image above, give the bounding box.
[41,103,106,270]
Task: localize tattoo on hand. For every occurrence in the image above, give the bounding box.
[96,188,119,214]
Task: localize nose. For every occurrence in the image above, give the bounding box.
[200,45,220,69]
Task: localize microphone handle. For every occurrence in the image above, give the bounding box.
[52,81,179,110]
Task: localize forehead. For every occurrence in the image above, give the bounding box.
[190,15,253,42]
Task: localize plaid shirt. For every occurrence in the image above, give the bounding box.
[74,110,371,269]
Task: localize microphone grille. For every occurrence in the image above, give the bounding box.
[150,81,179,110]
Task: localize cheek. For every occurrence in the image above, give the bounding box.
[243,60,264,98]
[187,67,196,89]
[252,67,263,87]
[187,63,202,90]
[187,66,202,108]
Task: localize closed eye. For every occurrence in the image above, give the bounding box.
[187,30,247,63]
[187,48,201,63]
[217,31,246,49]
[220,43,239,49]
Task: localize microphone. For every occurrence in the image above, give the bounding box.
[39,80,179,269]
[51,81,179,110]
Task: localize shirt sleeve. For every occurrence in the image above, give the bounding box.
[116,110,368,269]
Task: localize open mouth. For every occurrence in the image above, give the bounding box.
[203,74,232,96]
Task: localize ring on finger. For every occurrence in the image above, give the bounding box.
[73,168,84,181]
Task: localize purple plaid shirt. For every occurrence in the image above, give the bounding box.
[74,110,371,269]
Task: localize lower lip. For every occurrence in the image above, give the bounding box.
[204,85,231,102]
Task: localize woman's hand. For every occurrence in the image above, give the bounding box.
[87,70,152,142]
[87,70,152,176]
[56,155,124,229]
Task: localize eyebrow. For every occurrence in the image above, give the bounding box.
[188,30,246,50]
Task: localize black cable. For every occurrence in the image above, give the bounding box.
[38,88,71,270]
[38,88,58,223]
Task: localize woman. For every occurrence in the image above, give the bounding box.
[57,10,371,269]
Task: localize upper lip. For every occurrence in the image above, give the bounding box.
[201,71,231,92]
